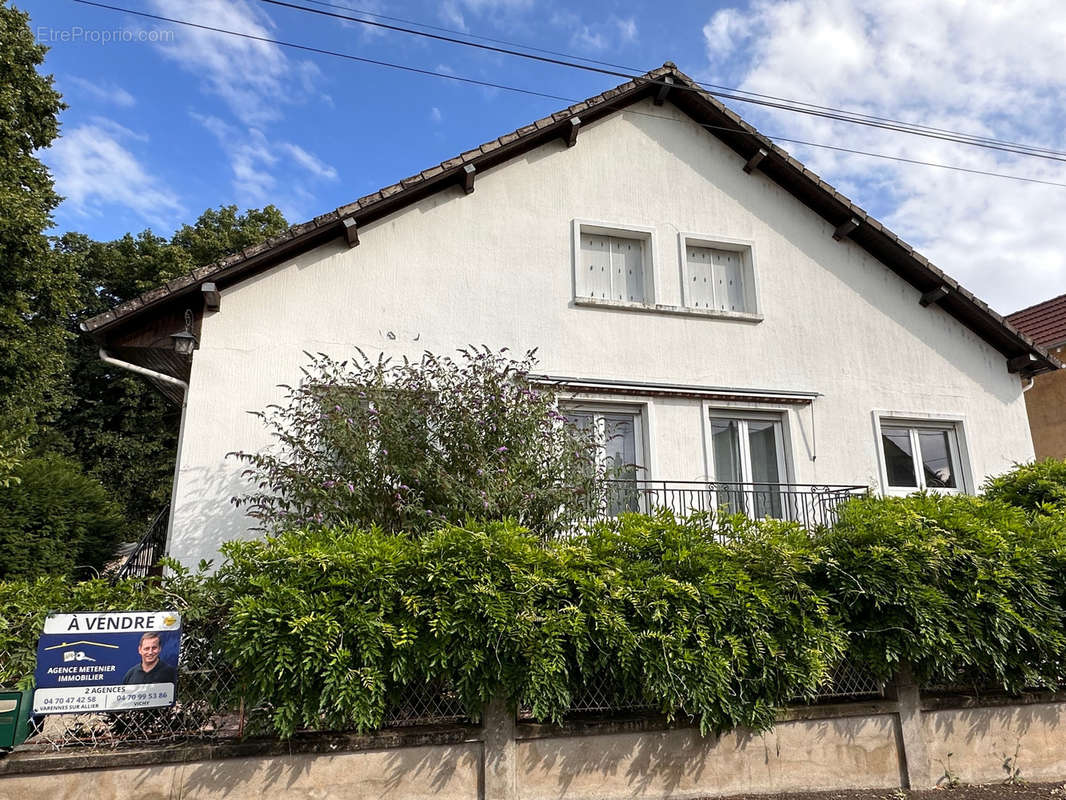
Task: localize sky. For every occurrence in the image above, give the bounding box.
[21,0,1066,315]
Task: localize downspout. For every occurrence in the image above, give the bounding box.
[98,349,189,393]
[98,348,189,564]
[1022,376,1036,393]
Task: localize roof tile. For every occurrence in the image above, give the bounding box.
[1007,293,1066,346]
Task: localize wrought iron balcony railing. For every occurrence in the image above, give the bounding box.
[593,479,868,529]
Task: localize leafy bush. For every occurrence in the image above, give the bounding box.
[816,492,1066,690]
[232,348,604,537]
[0,454,128,580]
[982,459,1066,514]
[217,513,844,737]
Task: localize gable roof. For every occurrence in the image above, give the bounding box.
[1007,293,1066,348]
[81,63,1059,376]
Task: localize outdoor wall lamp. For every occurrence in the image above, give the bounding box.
[171,309,198,356]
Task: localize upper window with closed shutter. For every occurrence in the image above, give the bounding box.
[579,232,647,303]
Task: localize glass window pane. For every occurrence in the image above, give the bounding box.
[918,430,956,489]
[882,427,917,487]
[603,414,639,514]
[748,421,782,518]
[711,419,743,515]
[711,420,741,483]
[602,414,637,478]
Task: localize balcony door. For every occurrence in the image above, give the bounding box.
[708,413,786,518]
[564,407,644,515]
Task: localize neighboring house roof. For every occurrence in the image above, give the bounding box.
[80,62,1059,377]
[1006,293,1066,348]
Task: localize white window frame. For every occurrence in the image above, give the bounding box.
[702,408,788,485]
[871,411,972,496]
[560,401,648,478]
[678,232,761,318]
[572,219,657,307]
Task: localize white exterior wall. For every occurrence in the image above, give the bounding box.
[168,99,1033,566]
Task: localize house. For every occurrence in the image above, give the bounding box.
[1007,293,1066,459]
[81,64,1059,568]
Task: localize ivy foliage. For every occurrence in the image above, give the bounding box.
[817,492,1066,690]
[232,348,604,538]
[217,513,843,737]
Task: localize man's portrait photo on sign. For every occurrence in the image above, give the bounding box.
[123,631,178,685]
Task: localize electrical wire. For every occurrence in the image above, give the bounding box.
[252,0,1066,164]
[70,0,1066,189]
[294,0,1066,159]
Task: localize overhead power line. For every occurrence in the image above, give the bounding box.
[253,0,1066,164]
[294,0,1066,160]
[70,0,1066,189]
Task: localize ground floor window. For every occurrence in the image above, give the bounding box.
[877,418,964,494]
[562,406,644,514]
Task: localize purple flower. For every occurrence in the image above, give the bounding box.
[496,446,508,453]
[347,483,355,493]
[334,405,342,412]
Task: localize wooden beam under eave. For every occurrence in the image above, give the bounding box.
[833,218,860,241]
[1007,353,1039,374]
[563,117,581,147]
[743,148,768,174]
[201,282,221,312]
[653,75,675,106]
[461,164,477,194]
[342,216,359,247]
[919,285,949,307]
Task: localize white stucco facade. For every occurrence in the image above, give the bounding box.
[167,99,1033,567]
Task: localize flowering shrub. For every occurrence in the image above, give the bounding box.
[232,348,603,537]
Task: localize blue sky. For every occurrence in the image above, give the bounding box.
[22,0,1066,314]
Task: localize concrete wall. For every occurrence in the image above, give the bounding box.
[167,98,1034,565]
[1023,343,1066,460]
[6,696,1066,800]
[0,742,482,800]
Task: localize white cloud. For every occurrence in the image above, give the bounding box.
[430,107,443,124]
[615,17,637,44]
[149,0,318,124]
[703,0,1066,313]
[45,121,184,227]
[279,143,339,181]
[63,76,136,108]
[192,113,339,211]
[438,0,535,30]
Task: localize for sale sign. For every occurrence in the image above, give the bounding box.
[32,611,181,714]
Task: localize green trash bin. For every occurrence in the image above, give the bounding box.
[0,688,33,749]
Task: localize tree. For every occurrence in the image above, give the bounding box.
[0,3,70,483]
[233,348,605,537]
[0,454,126,580]
[46,206,290,528]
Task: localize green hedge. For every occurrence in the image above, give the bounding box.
[983,459,1066,514]
[5,460,1066,738]
[217,513,842,736]
[817,493,1066,690]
